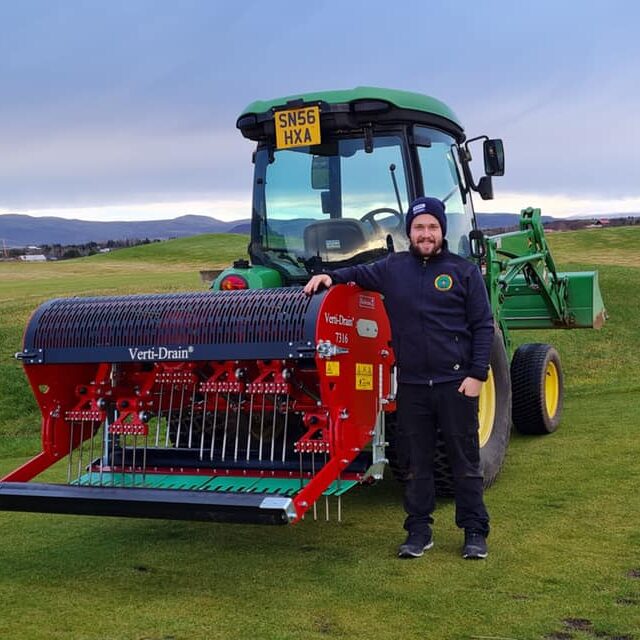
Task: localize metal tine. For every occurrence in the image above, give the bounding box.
[155,383,164,447]
[337,473,342,523]
[111,433,116,486]
[281,393,289,463]
[221,392,231,461]
[258,394,266,461]
[269,393,277,462]
[233,393,242,462]
[209,391,219,461]
[99,421,105,487]
[312,452,317,521]
[165,383,175,447]
[199,391,208,461]
[121,433,127,487]
[299,452,304,490]
[88,420,96,487]
[142,433,148,485]
[77,419,85,483]
[175,383,186,448]
[325,453,329,521]
[187,384,196,448]
[245,394,254,461]
[132,434,137,487]
[67,421,75,483]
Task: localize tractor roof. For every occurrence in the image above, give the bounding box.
[237,86,465,142]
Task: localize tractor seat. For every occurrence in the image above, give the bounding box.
[303,219,367,256]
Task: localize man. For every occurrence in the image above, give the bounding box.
[304,196,494,560]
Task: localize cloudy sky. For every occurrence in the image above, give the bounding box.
[1,0,639,221]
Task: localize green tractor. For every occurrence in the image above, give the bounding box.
[211,86,605,493]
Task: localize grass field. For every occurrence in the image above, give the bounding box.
[0,228,638,640]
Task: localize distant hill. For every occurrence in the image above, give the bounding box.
[2,211,635,248]
[0,214,250,247]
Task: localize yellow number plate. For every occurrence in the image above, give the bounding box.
[274,106,321,149]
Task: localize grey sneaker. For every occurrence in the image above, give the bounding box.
[462,530,488,559]
[398,532,434,559]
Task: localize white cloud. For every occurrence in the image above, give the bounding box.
[2,190,638,223]
[0,195,251,222]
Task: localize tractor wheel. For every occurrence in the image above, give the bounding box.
[511,343,563,435]
[434,327,512,495]
[385,328,512,495]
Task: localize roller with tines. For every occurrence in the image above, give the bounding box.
[1,285,394,524]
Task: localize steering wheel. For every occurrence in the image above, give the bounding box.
[359,207,404,234]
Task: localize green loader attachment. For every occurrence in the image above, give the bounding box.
[488,207,606,334]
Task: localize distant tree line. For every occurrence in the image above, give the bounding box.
[4,237,161,260]
[485,215,639,236]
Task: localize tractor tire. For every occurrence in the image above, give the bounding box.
[511,343,564,435]
[434,327,512,495]
[385,328,512,495]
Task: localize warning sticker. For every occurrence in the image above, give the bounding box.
[326,361,340,377]
[355,363,373,390]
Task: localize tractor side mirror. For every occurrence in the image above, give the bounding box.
[469,229,486,259]
[483,139,504,177]
[320,191,332,214]
[311,156,330,190]
[478,176,494,200]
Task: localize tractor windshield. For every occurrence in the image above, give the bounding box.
[251,128,472,278]
[252,134,410,275]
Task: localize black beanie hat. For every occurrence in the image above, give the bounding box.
[405,196,447,237]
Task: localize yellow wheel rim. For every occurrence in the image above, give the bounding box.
[478,368,496,448]
[544,360,560,418]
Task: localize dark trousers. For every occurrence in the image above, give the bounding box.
[396,381,490,537]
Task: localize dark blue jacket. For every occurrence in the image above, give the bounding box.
[329,249,495,384]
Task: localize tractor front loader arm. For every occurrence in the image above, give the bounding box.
[485,207,606,341]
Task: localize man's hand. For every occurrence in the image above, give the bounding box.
[458,377,483,398]
[303,274,333,296]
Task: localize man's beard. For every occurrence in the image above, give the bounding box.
[409,238,444,258]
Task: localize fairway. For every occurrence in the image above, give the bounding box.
[0,229,638,640]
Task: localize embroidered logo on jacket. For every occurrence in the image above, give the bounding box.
[434,274,453,291]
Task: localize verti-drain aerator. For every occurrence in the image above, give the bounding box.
[2,285,393,524]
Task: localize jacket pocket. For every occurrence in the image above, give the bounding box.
[427,330,465,376]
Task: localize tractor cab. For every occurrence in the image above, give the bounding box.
[217,87,503,289]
